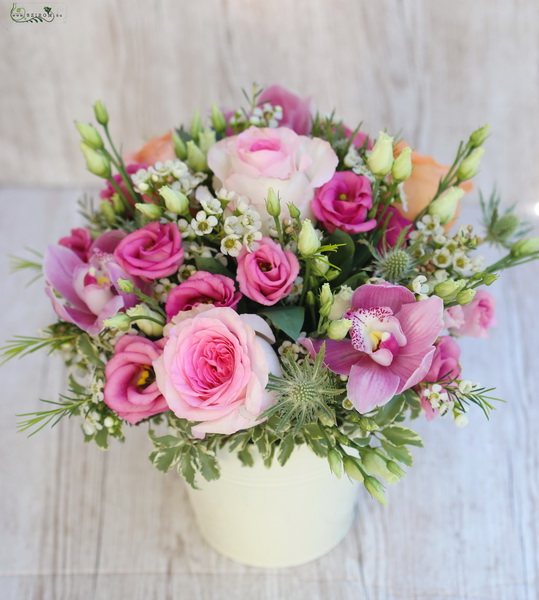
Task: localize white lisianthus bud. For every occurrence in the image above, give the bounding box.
[117,279,134,293]
[288,203,301,220]
[135,203,163,220]
[80,142,111,179]
[367,131,394,177]
[75,121,104,150]
[172,131,187,160]
[159,185,189,215]
[328,285,353,320]
[455,414,469,427]
[103,313,131,331]
[363,450,400,485]
[327,318,352,340]
[298,219,320,256]
[210,104,227,132]
[265,188,281,217]
[457,148,484,181]
[186,141,208,172]
[319,283,334,317]
[391,146,413,182]
[93,100,109,126]
[190,109,203,141]
[511,237,539,258]
[311,256,330,277]
[428,187,465,224]
[457,288,476,305]
[469,123,490,148]
[126,304,164,337]
[434,278,466,302]
[198,129,216,154]
[99,200,116,224]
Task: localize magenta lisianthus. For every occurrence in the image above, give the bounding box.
[236,237,300,306]
[445,290,497,338]
[58,227,93,262]
[114,222,184,281]
[343,126,372,150]
[303,283,444,413]
[44,230,140,335]
[154,306,280,437]
[312,171,376,234]
[104,335,168,424]
[376,205,413,249]
[165,271,242,320]
[258,84,312,135]
[100,162,146,206]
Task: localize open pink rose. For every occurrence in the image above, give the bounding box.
[207,126,338,221]
[258,85,312,135]
[236,237,300,306]
[446,290,497,338]
[58,228,93,262]
[165,271,242,320]
[114,222,184,281]
[312,171,376,234]
[104,335,168,424]
[154,306,280,437]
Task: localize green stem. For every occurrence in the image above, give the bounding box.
[103,126,141,202]
[106,176,133,215]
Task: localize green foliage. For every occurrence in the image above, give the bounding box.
[258,306,305,341]
[194,256,234,278]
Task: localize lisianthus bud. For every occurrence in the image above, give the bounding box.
[99,200,116,224]
[367,131,394,177]
[363,450,399,484]
[117,279,134,293]
[343,456,364,482]
[111,193,125,215]
[265,188,281,217]
[392,146,413,182]
[328,285,353,320]
[319,283,333,317]
[327,318,352,340]
[210,104,227,132]
[456,288,476,305]
[135,203,164,220]
[434,278,466,301]
[298,219,320,256]
[172,131,187,160]
[511,237,539,258]
[198,129,216,154]
[482,272,499,286]
[93,100,109,126]
[80,142,111,179]
[328,449,344,478]
[288,203,301,220]
[364,476,387,504]
[428,187,465,224]
[359,417,379,432]
[190,109,203,141]
[469,123,490,148]
[103,313,131,331]
[386,461,405,478]
[159,185,189,215]
[305,290,316,306]
[457,148,484,181]
[311,256,329,277]
[126,304,165,337]
[186,141,208,172]
[75,122,104,149]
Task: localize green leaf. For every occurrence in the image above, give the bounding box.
[373,395,406,428]
[305,437,328,457]
[255,434,269,459]
[179,449,197,487]
[150,434,182,447]
[259,306,305,341]
[323,229,355,284]
[77,334,104,368]
[380,425,423,447]
[93,426,109,450]
[238,447,254,467]
[194,256,234,278]
[303,422,325,439]
[277,435,295,466]
[381,441,414,467]
[151,447,179,472]
[197,448,221,482]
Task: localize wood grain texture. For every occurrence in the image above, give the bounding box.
[1,0,539,597]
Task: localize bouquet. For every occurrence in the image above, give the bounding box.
[4,84,538,505]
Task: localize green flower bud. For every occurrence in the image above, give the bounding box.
[325,268,341,281]
[210,104,227,132]
[135,203,163,220]
[364,476,387,504]
[298,219,320,256]
[386,460,405,478]
[311,256,330,277]
[111,193,125,215]
[172,131,187,160]
[363,450,399,484]
[456,288,477,305]
[93,100,109,126]
[328,449,344,478]
[305,290,316,306]
[75,121,104,149]
[186,140,208,172]
[126,304,165,337]
[198,129,216,155]
[359,417,379,432]
[117,279,135,293]
[482,272,499,286]
[327,318,352,341]
[343,456,364,482]
[265,188,281,217]
[510,236,539,258]
[391,146,413,182]
[103,313,131,331]
[367,131,394,177]
[159,185,189,215]
[190,109,203,141]
[329,285,353,320]
[469,123,490,148]
[428,186,465,225]
[288,203,301,220]
[99,200,116,224]
[80,142,111,179]
[319,283,333,317]
[434,278,466,302]
[457,148,484,181]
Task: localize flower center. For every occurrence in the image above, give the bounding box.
[136,366,154,388]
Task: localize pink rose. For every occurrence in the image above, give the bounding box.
[258,84,312,135]
[154,306,280,437]
[312,171,376,234]
[236,237,300,306]
[207,126,338,221]
[104,335,168,424]
[58,228,93,262]
[447,290,497,338]
[114,222,184,281]
[165,271,242,320]
[417,336,461,420]
[100,162,146,207]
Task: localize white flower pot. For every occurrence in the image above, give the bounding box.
[185,444,360,568]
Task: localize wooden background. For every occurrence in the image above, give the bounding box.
[1,1,538,598]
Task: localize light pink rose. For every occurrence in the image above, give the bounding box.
[207,126,338,221]
[447,290,497,338]
[114,222,184,281]
[58,228,93,262]
[104,335,168,425]
[165,271,242,320]
[258,84,312,135]
[236,237,300,306]
[154,306,280,437]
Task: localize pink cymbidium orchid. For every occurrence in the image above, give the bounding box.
[303,283,444,413]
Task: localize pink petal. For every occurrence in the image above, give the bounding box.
[390,347,436,393]
[397,296,444,356]
[347,361,400,413]
[43,246,87,309]
[300,338,363,376]
[351,283,415,313]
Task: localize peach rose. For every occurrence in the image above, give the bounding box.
[124,131,176,165]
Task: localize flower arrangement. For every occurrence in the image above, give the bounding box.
[4,84,538,505]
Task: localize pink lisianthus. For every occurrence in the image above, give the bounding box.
[165,271,242,320]
[417,336,461,421]
[312,171,376,234]
[114,222,184,281]
[376,205,413,249]
[258,84,312,135]
[207,126,338,222]
[58,227,93,262]
[44,231,140,335]
[154,306,280,437]
[104,335,168,424]
[445,290,497,338]
[303,283,444,413]
[100,162,146,207]
[236,237,300,306]
[343,126,371,150]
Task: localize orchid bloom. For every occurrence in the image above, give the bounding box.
[304,283,444,413]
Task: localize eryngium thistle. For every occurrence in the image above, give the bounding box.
[376,248,412,282]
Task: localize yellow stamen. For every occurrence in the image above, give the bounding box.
[369,331,384,351]
[339,193,348,201]
[97,275,111,287]
[137,367,151,387]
